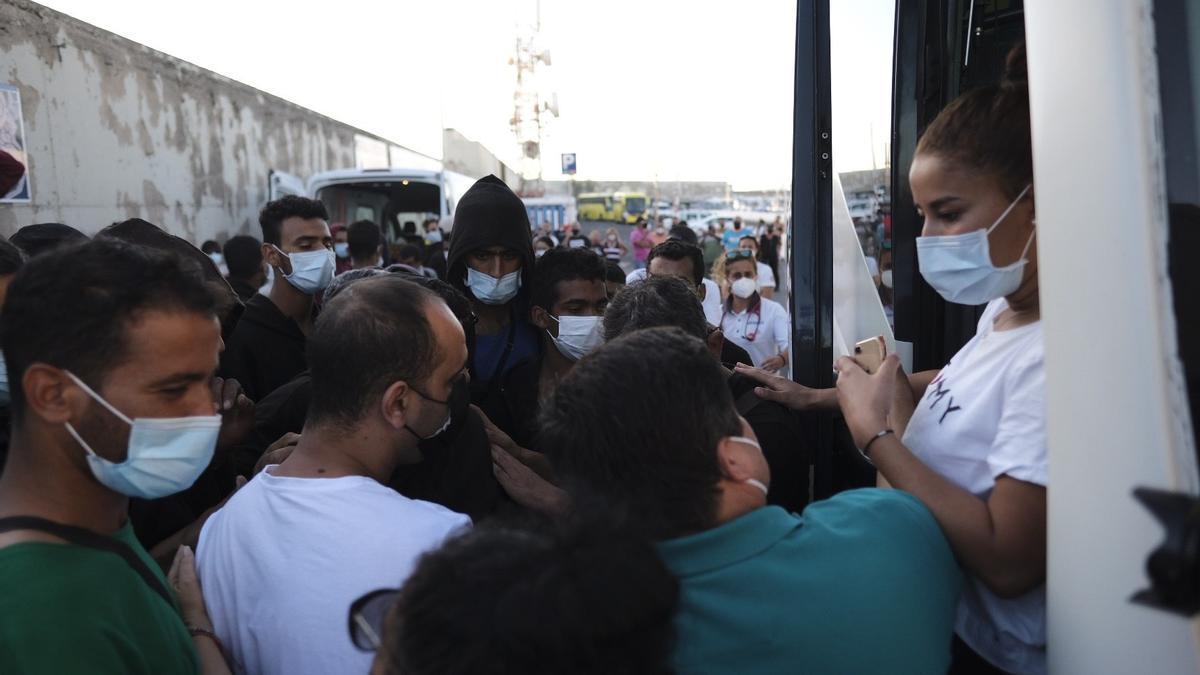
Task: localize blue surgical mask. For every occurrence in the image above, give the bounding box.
[334,242,350,259]
[280,248,336,295]
[62,372,221,499]
[0,351,9,406]
[916,184,1034,305]
[425,229,443,244]
[465,267,521,305]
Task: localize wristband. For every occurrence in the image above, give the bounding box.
[187,625,229,663]
[858,428,894,464]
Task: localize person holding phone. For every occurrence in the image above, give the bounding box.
[738,45,1046,675]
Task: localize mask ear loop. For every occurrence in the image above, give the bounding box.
[63,372,133,426]
[985,183,1033,235]
[726,436,769,496]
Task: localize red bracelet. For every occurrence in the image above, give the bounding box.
[187,625,230,664]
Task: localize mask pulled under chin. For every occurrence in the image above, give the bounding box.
[465,267,521,305]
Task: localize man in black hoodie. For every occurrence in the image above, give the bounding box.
[446,176,539,404]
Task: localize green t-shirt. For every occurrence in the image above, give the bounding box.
[658,489,962,675]
[0,521,199,674]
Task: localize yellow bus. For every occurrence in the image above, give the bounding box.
[577,192,648,223]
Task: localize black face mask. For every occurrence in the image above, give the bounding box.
[405,375,471,442]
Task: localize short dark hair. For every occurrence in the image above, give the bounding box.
[534,236,555,249]
[224,235,263,279]
[540,328,740,539]
[0,238,26,277]
[1,239,218,419]
[667,224,697,245]
[604,261,626,285]
[397,244,422,262]
[347,220,382,260]
[10,223,88,258]
[530,248,607,312]
[647,240,704,286]
[738,235,758,248]
[259,196,329,246]
[306,276,440,428]
[384,520,678,675]
[603,275,707,342]
[200,240,221,254]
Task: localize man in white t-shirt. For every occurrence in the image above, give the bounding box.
[625,241,723,327]
[197,276,471,675]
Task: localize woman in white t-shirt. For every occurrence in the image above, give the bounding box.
[734,234,777,299]
[738,46,1046,675]
[714,249,789,372]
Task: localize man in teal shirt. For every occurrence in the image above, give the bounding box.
[541,327,961,674]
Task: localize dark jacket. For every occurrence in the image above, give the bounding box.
[728,372,811,513]
[219,294,307,401]
[446,175,535,299]
[229,278,259,303]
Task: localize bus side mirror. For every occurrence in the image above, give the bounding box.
[1129,487,1200,617]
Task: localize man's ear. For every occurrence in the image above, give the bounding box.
[262,244,291,275]
[716,437,757,483]
[380,380,411,431]
[23,363,86,425]
[705,328,725,361]
[695,282,707,301]
[530,305,554,332]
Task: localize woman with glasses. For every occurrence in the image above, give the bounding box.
[713,249,790,373]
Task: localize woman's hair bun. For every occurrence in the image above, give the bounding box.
[1003,42,1028,86]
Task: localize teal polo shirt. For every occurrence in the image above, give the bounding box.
[658,489,961,675]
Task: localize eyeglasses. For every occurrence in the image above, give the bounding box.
[725,249,755,261]
[347,588,401,652]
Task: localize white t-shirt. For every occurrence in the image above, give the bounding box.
[718,296,790,369]
[197,468,470,675]
[756,261,776,289]
[625,268,724,326]
[902,298,1047,675]
[864,255,879,278]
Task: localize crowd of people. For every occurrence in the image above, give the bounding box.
[0,45,1046,675]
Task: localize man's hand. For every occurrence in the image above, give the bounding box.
[733,363,838,411]
[492,445,569,516]
[212,377,254,453]
[471,405,555,480]
[253,432,300,475]
[168,545,214,630]
[759,355,786,373]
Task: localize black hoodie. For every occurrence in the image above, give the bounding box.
[446,175,536,297]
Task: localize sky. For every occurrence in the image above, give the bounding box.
[37,0,894,190]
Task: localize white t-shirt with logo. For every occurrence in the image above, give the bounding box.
[197,468,470,675]
[902,298,1047,675]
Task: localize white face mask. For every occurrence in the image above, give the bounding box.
[547,315,604,361]
[208,252,225,268]
[465,267,522,305]
[880,269,894,288]
[535,249,548,258]
[334,242,350,259]
[62,372,221,499]
[730,277,758,299]
[280,248,336,295]
[726,436,768,496]
[425,229,443,244]
[916,184,1034,305]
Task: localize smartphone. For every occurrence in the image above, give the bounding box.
[853,336,887,374]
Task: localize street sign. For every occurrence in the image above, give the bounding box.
[561,153,577,175]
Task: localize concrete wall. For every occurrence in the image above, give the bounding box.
[0,0,430,242]
[442,128,521,191]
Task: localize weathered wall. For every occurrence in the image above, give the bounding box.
[0,0,428,241]
[442,128,521,191]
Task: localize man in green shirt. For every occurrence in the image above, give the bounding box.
[0,239,228,674]
[541,327,962,675]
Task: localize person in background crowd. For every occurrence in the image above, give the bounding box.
[630,217,652,269]
[601,227,627,263]
[737,235,778,299]
[649,222,668,247]
[563,223,589,249]
[759,217,783,282]
[0,239,231,674]
[200,240,227,276]
[668,219,697,245]
[603,276,810,512]
[347,220,383,271]
[713,249,789,372]
[362,521,679,675]
[446,175,539,399]
[699,223,724,274]
[392,245,437,279]
[483,248,607,452]
[331,224,353,276]
[742,44,1047,675]
[628,240,724,329]
[9,222,88,258]
[223,235,267,302]
[221,196,334,401]
[197,276,471,675]
[603,260,626,298]
[534,235,555,258]
[0,238,25,470]
[541,327,961,675]
[422,218,442,246]
[401,221,424,248]
[587,229,605,257]
[423,217,451,281]
[537,220,559,248]
[721,216,747,251]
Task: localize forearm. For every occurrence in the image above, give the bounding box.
[908,369,939,400]
[194,634,232,675]
[868,435,1044,596]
